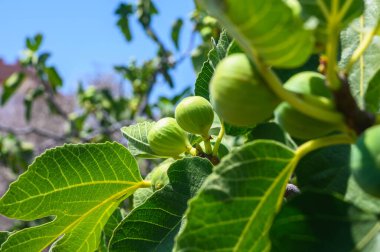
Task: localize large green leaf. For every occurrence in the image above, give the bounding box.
[296,145,351,195]
[299,0,364,28]
[271,192,380,252]
[98,208,124,252]
[175,140,296,251]
[345,176,380,214]
[110,157,213,251]
[194,30,231,101]
[121,121,161,158]
[340,0,380,110]
[197,0,314,68]
[365,70,380,112]
[0,142,147,251]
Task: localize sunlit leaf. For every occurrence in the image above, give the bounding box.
[340,0,380,109]
[0,142,146,251]
[121,121,160,158]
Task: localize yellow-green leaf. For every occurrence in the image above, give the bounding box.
[0,142,146,252]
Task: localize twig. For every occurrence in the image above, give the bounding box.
[79,119,134,142]
[0,124,66,141]
[40,79,69,120]
[175,25,198,65]
[332,73,375,134]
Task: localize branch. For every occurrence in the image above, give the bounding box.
[40,78,69,120]
[332,73,375,134]
[79,119,134,142]
[0,124,66,141]
[175,25,198,65]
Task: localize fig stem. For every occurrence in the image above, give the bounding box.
[345,18,380,73]
[212,119,225,157]
[275,134,354,211]
[295,134,355,161]
[325,4,341,90]
[254,58,344,124]
[203,137,213,155]
[141,180,153,188]
[187,146,198,156]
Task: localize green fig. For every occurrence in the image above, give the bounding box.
[148,117,193,157]
[275,72,341,140]
[351,125,380,198]
[175,96,214,137]
[210,53,280,127]
[150,159,174,191]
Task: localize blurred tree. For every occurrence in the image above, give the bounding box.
[0,0,220,175]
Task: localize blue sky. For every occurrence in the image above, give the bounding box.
[0,0,198,100]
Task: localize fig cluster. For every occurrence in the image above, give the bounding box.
[148,96,214,158]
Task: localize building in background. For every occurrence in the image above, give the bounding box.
[0,59,76,229]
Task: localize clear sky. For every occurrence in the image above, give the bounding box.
[0,0,197,100]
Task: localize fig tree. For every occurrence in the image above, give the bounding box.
[148,117,193,157]
[175,96,214,137]
[275,72,340,140]
[351,125,380,198]
[210,53,280,127]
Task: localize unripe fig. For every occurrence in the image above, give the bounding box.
[275,72,340,140]
[150,159,174,191]
[210,53,280,127]
[351,125,380,198]
[148,117,192,157]
[175,96,214,137]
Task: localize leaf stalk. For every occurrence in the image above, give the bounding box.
[212,119,225,157]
